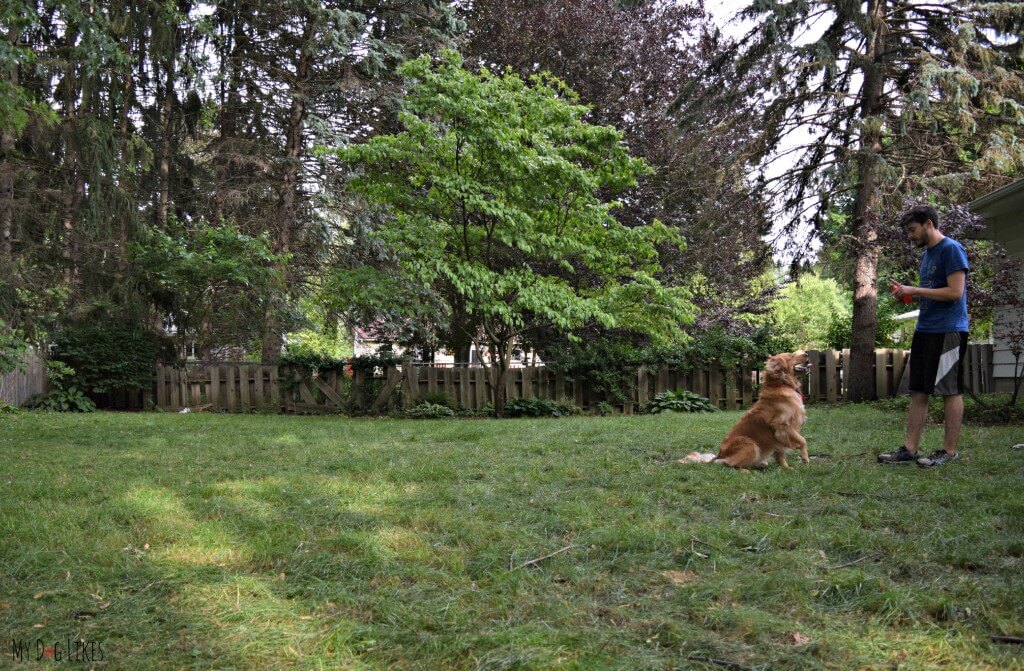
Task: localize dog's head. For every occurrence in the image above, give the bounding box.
[764,351,810,385]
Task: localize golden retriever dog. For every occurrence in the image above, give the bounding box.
[714,352,811,470]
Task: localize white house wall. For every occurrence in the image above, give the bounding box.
[971,185,1024,391]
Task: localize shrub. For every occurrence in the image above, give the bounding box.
[504,397,580,418]
[53,322,163,400]
[930,393,1024,425]
[422,391,457,409]
[506,396,561,418]
[457,402,495,418]
[555,401,583,416]
[1,317,28,376]
[644,390,717,414]
[279,351,348,374]
[544,340,647,404]
[25,361,97,413]
[406,402,455,419]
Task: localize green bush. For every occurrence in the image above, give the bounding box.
[932,394,1024,425]
[644,390,717,414]
[53,322,163,399]
[544,340,647,404]
[545,327,793,408]
[279,351,348,374]
[457,402,495,418]
[349,351,404,374]
[405,402,455,419]
[506,396,563,418]
[555,401,583,416]
[25,361,97,413]
[422,391,456,409]
[1,317,28,376]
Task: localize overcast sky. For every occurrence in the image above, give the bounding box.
[702,0,829,264]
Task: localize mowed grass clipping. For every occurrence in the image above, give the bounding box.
[0,407,1022,670]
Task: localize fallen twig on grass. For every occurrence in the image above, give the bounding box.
[690,536,725,553]
[511,544,574,571]
[823,553,882,571]
[991,635,1024,644]
[685,653,761,671]
[835,490,891,500]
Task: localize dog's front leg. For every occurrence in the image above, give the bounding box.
[788,429,809,463]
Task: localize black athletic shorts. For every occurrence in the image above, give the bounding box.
[908,331,968,396]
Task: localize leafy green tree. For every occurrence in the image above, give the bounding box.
[681,1,1024,400]
[335,51,696,414]
[770,271,851,349]
[462,0,776,348]
[129,217,285,360]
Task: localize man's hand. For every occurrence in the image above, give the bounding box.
[899,270,966,302]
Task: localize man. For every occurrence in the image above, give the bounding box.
[878,205,969,468]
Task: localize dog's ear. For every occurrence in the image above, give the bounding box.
[765,356,783,376]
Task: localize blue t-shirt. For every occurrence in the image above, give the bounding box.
[916,237,969,333]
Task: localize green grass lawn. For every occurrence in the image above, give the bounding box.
[1,407,1022,670]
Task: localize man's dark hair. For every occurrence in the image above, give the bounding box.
[900,204,940,230]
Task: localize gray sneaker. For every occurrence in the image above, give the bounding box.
[878,445,918,464]
[917,450,960,468]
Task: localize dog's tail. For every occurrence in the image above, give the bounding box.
[679,451,717,464]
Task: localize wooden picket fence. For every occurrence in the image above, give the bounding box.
[152,345,995,414]
[0,351,48,407]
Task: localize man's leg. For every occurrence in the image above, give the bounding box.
[942,394,963,455]
[904,392,929,454]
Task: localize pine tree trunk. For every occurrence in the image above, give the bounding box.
[61,134,84,290]
[1,26,19,258]
[847,0,889,402]
[214,5,243,225]
[157,59,175,229]
[116,67,134,271]
[261,17,314,363]
[0,127,14,259]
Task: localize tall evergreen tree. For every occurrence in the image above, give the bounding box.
[680,0,1024,400]
[202,0,461,361]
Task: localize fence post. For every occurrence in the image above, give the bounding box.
[841,349,851,400]
[807,350,821,403]
[253,366,265,411]
[982,343,993,393]
[239,365,251,411]
[875,350,888,399]
[708,366,722,409]
[824,350,838,402]
[637,366,648,408]
[725,366,738,410]
[742,364,753,407]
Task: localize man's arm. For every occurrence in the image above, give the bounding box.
[896,270,966,302]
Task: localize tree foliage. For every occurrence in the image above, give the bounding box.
[462,0,776,338]
[770,271,851,349]
[680,0,1024,400]
[335,51,696,413]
